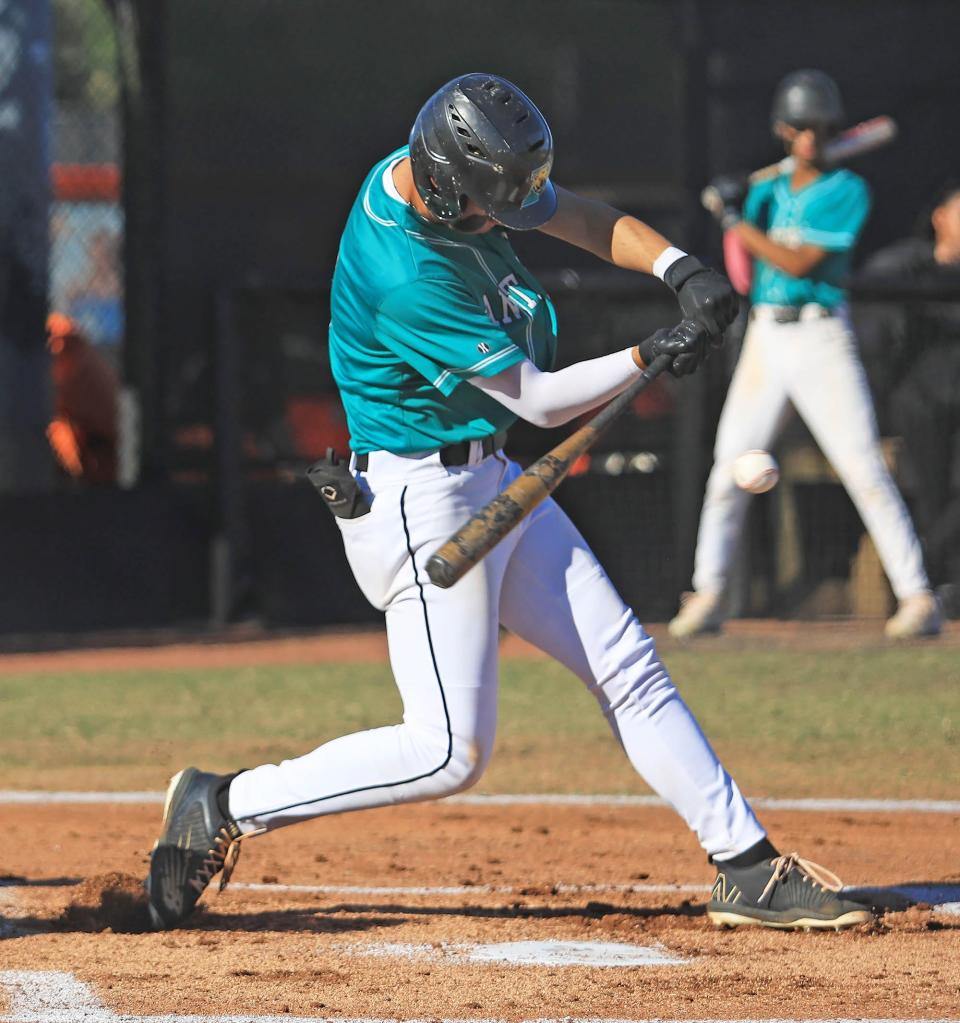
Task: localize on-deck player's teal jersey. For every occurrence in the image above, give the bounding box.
[329,147,558,455]
[743,168,870,309]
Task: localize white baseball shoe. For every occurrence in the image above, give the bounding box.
[884,590,942,639]
[668,590,725,638]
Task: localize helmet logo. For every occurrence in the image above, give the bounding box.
[519,162,551,209]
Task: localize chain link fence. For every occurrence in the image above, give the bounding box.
[50,0,123,359]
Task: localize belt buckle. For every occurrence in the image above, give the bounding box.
[773,306,801,324]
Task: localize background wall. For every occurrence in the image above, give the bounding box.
[4,0,959,639]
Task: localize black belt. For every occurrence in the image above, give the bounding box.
[750,304,835,324]
[354,430,507,472]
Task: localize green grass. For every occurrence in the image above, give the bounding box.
[0,648,957,797]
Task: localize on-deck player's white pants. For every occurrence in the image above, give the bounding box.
[229,446,766,861]
[692,306,929,599]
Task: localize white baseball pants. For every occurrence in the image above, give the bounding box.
[229,446,766,862]
[692,306,929,599]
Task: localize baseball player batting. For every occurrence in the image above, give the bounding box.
[670,69,942,641]
[145,73,871,932]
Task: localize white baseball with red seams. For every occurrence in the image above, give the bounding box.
[733,450,779,493]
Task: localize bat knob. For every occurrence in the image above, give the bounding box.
[425,552,457,589]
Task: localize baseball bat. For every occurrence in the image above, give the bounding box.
[425,352,674,589]
[700,115,897,215]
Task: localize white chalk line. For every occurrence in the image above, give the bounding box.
[228,880,960,916]
[2,969,960,1023]
[231,881,711,896]
[3,876,954,912]
[3,791,960,813]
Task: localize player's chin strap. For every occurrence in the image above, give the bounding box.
[759,853,844,904]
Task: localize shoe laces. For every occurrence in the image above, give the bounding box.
[189,825,264,896]
[759,853,844,905]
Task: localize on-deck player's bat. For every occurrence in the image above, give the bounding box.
[700,115,898,216]
[425,352,674,589]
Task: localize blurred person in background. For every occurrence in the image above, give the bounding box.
[64,227,123,356]
[46,312,118,483]
[855,182,960,617]
[670,69,940,641]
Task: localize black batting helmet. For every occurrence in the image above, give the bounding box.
[409,73,557,231]
[770,69,845,133]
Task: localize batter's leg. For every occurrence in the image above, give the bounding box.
[229,463,515,831]
[499,497,766,862]
[691,320,793,597]
[788,316,929,600]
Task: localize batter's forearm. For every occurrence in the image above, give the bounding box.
[610,215,674,274]
[540,185,672,273]
[469,349,641,429]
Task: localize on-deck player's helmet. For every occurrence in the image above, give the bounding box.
[770,69,845,134]
[409,73,557,230]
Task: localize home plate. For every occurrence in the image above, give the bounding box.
[467,940,687,966]
[348,940,687,967]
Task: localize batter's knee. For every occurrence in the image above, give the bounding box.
[405,725,494,799]
[442,734,493,795]
[592,610,678,712]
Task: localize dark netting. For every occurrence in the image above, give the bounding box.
[41,0,125,489]
[50,0,122,358]
[3,0,959,634]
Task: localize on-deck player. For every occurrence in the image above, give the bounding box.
[146,73,871,932]
[669,69,942,641]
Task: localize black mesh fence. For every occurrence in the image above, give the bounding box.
[3,0,960,635]
[50,1,122,356]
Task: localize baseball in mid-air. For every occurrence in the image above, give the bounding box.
[733,450,779,494]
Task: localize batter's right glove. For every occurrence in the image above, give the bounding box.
[663,255,739,348]
[638,319,708,378]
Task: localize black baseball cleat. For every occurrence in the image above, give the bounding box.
[145,767,258,930]
[708,852,873,930]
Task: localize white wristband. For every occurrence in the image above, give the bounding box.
[652,246,688,282]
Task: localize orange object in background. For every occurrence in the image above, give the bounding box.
[46,313,119,483]
[285,395,351,461]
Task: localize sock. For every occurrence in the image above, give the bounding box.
[711,836,780,868]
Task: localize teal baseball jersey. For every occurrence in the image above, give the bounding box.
[329,147,558,455]
[743,168,870,308]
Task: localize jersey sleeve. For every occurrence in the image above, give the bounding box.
[743,178,777,228]
[375,278,527,396]
[800,173,871,251]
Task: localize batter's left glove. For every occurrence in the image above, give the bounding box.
[663,255,739,348]
[638,319,708,378]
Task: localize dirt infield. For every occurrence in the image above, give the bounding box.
[2,801,959,1019]
[2,624,959,1019]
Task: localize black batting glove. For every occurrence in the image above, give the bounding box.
[663,254,739,348]
[702,174,748,228]
[709,174,747,210]
[638,319,708,378]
